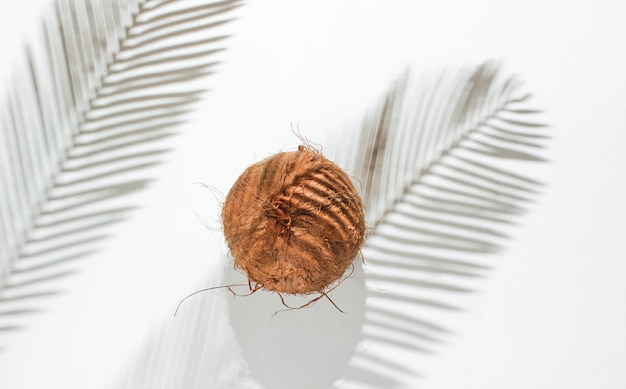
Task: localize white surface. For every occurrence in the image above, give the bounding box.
[1,0,625,388]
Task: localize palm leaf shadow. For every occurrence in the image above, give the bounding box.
[335,62,548,388]
[109,63,548,389]
[0,0,243,343]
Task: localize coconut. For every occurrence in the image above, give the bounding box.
[221,146,365,294]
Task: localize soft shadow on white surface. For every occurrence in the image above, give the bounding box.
[227,261,366,389]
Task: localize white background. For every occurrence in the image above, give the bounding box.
[1,0,625,388]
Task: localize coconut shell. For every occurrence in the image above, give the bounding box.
[222,146,365,294]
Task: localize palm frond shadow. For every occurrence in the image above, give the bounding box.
[0,0,242,344]
[113,280,260,389]
[335,62,548,388]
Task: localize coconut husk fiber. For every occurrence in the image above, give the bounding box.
[222,146,365,294]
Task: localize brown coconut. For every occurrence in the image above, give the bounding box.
[221,146,365,295]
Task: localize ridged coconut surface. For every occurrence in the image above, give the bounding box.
[222,146,365,294]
